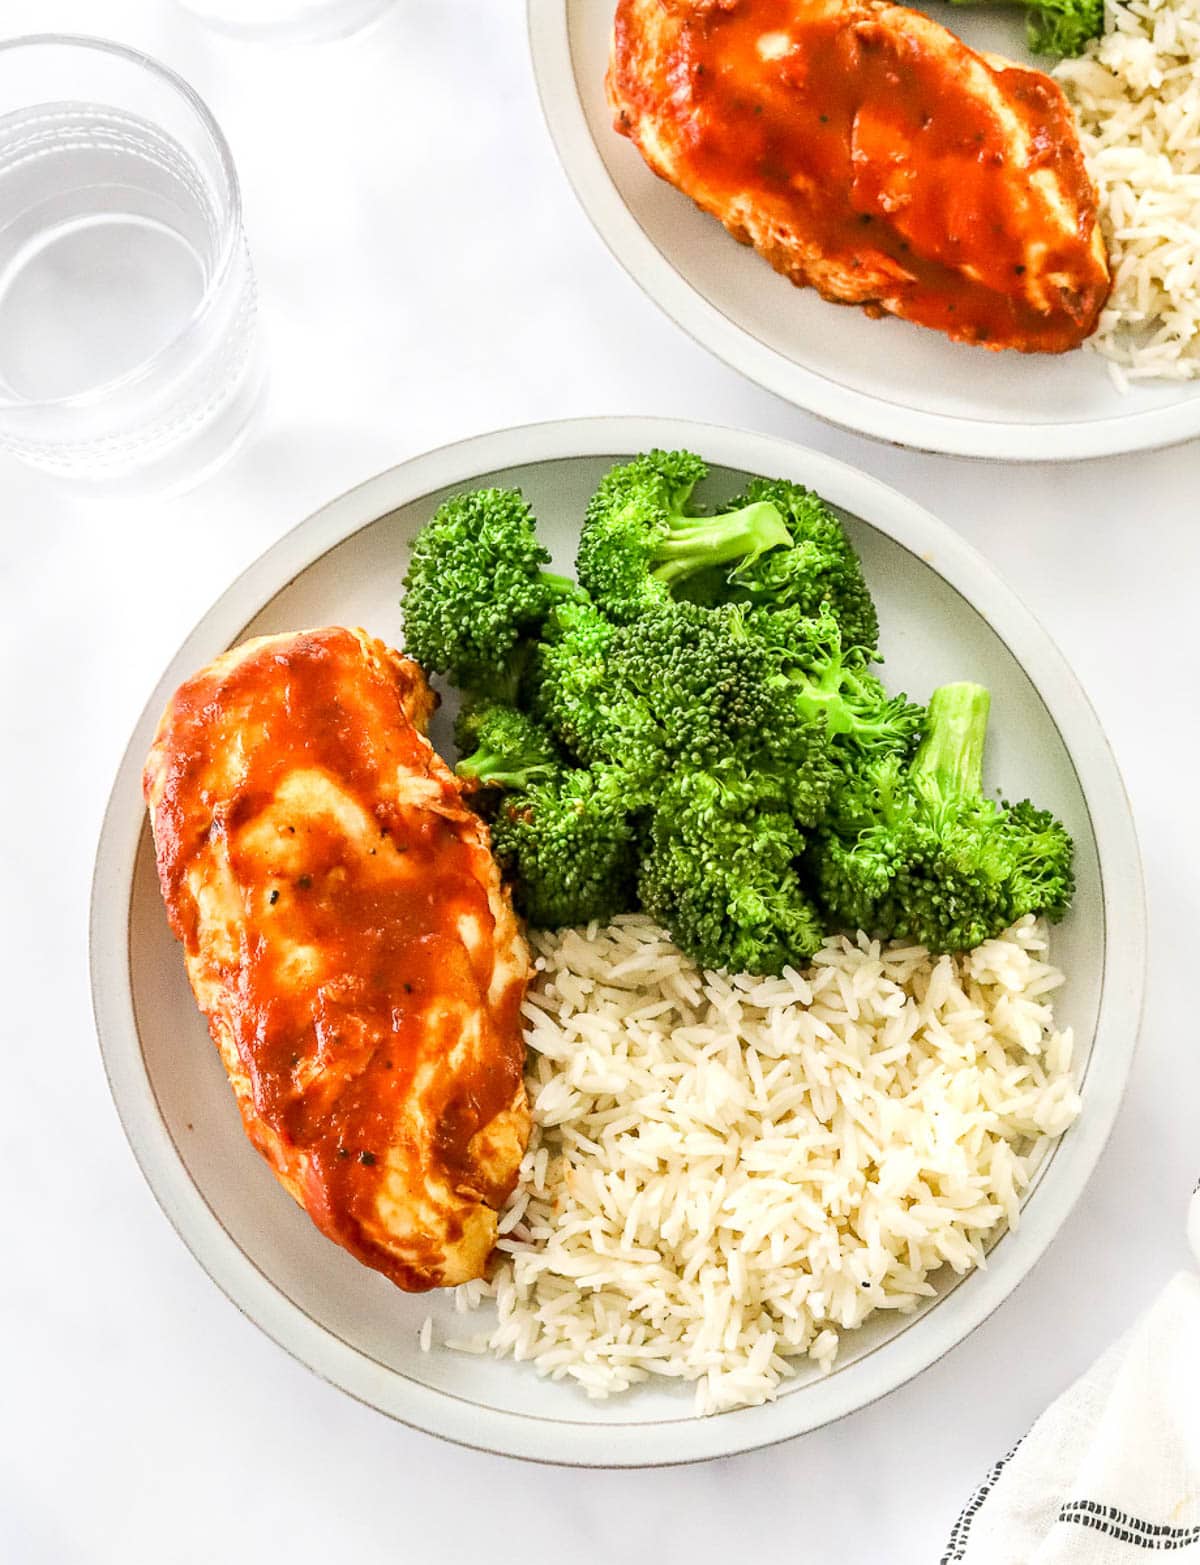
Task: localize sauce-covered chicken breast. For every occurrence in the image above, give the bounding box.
[143,627,530,1291]
[608,0,1109,351]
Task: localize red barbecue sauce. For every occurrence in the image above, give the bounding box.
[146,628,526,1289]
[610,0,1108,350]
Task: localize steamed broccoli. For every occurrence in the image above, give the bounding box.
[535,598,839,823]
[811,682,1075,951]
[527,597,641,769]
[576,449,793,623]
[946,0,1103,55]
[488,765,640,928]
[681,479,880,653]
[607,601,835,814]
[534,600,911,827]
[401,487,580,698]
[638,762,825,975]
[397,457,1073,974]
[749,605,925,770]
[453,701,561,790]
[610,600,775,763]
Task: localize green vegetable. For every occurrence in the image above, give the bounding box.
[397,453,1074,975]
[946,0,1103,56]
[489,765,639,928]
[576,449,793,623]
[812,682,1075,951]
[400,486,580,698]
[684,479,880,653]
[748,605,924,771]
[534,598,842,824]
[527,597,639,769]
[453,701,560,791]
[638,761,825,976]
[605,600,835,818]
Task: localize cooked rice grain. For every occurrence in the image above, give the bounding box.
[452,915,1079,1416]
[1056,0,1200,383]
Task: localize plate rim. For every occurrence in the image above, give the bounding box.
[90,414,1147,1465]
[525,0,1200,463]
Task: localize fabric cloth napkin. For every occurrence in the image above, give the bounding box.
[942,1190,1200,1562]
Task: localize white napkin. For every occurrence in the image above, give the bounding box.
[943,1190,1200,1563]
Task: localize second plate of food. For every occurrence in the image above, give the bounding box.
[92,417,1143,1465]
[529,0,1200,459]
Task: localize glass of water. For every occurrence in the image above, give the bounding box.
[0,36,260,486]
[176,0,395,42]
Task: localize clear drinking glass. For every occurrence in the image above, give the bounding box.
[0,36,260,486]
[176,0,396,42]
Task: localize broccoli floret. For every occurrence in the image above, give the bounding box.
[536,600,905,826]
[401,487,580,697]
[613,600,772,759]
[526,597,643,769]
[947,0,1102,54]
[682,479,879,653]
[1026,0,1103,55]
[638,762,826,975]
[453,701,560,790]
[809,752,916,938]
[488,765,640,928]
[536,599,837,822]
[749,606,925,770]
[576,450,793,623]
[811,682,1075,951]
[610,600,838,822]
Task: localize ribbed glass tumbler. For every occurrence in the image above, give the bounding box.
[0,36,260,486]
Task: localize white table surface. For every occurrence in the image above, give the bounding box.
[3,2,1197,1560]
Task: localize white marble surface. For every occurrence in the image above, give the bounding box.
[3,2,1198,1560]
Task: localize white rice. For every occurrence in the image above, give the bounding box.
[448,914,1079,1416]
[1056,0,1200,384]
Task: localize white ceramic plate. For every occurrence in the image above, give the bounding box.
[91,417,1145,1465]
[527,2,1200,461]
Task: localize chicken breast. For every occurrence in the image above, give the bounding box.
[143,626,531,1292]
[608,0,1109,351]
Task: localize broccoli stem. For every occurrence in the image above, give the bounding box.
[542,571,583,599]
[651,500,792,586]
[456,745,554,790]
[912,682,991,802]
